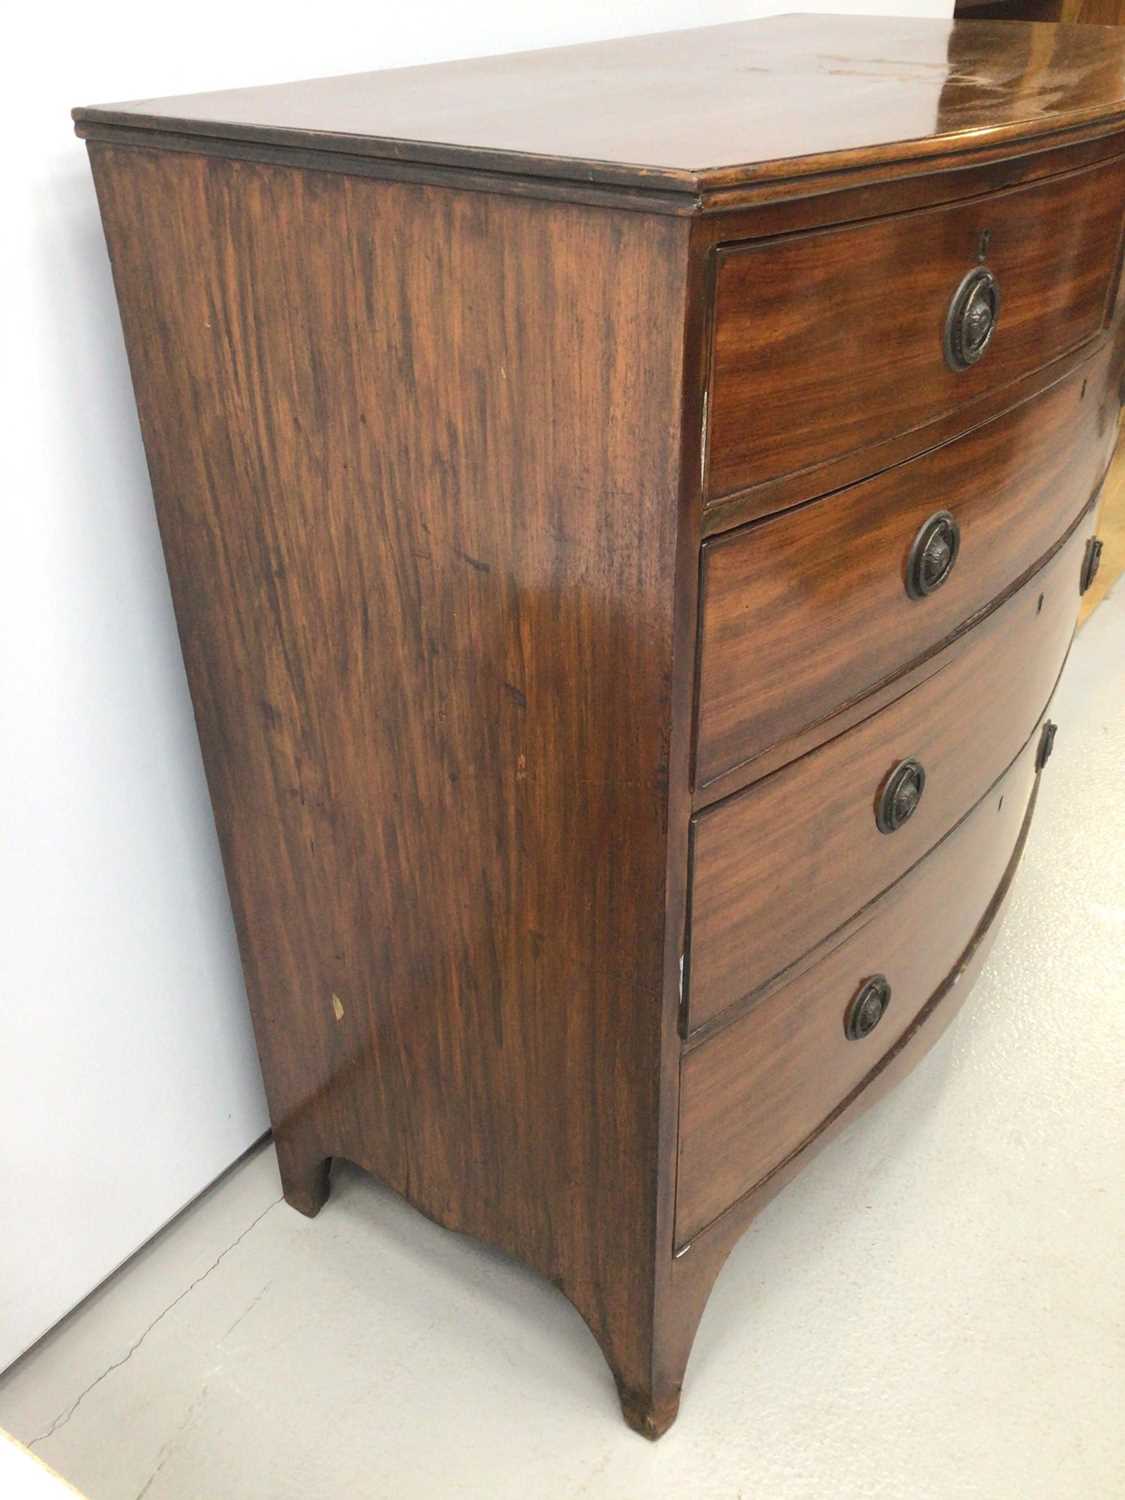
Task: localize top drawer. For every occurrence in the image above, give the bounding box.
[706,155,1125,505]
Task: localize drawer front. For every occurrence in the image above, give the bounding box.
[686,515,1091,1033]
[706,154,1125,504]
[696,357,1113,789]
[676,727,1042,1247]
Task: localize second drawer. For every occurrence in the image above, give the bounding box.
[685,513,1091,1033]
[695,356,1113,790]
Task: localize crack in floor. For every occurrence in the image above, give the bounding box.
[134,1384,208,1500]
[28,1196,284,1450]
[219,1279,274,1343]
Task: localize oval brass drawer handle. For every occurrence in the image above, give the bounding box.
[907,509,961,599]
[845,975,891,1040]
[876,757,926,833]
[944,266,1000,371]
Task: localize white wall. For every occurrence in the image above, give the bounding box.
[0,0,953,1370]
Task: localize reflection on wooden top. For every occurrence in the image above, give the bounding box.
[73,15,1125,197]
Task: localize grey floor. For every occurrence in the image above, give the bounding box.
[2,587,1123,1500]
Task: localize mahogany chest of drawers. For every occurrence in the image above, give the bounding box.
[76,16,1125,1437]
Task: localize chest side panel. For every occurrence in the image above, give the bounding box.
[88,143,690,1362]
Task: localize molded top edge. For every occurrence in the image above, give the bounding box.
[73,15,1125,199]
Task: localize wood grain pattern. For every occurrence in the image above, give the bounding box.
[87,141,692,1426]
[701,338,1118,537]
[686,515,1093,1033]
[696,354,1115,790]
[707,153,1125,503]
[677,726,1040,1244]
[72,17,1125,202]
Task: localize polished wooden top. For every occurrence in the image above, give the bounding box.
[74,15,1125,197]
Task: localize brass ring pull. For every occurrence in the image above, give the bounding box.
[944,266,1000,371]
[876,758,926,834]
[906,511,961,599]
[845,975,891,1040]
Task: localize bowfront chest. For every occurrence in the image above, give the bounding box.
[76,16,1125,1436]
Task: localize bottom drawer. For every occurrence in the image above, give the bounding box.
[675,721,1045,1248]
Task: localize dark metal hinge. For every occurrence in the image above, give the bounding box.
[1036,719,1058,772]
[1080,536,1104,595]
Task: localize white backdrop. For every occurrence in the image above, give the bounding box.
[0,0,953,1370]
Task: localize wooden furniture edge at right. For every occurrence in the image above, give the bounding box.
[948,0,1125,616]
[955,0,1125,32]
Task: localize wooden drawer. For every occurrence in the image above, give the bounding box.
[696,356,1114,790]
[706,154,1125,504]
[685,514,1091,1033]
[676,723,1043,1247]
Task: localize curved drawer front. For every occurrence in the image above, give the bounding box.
[696,357,1113,789]
[686,515,1091,1033]
[706,153,1125,504]
[676,726,1042,1248]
